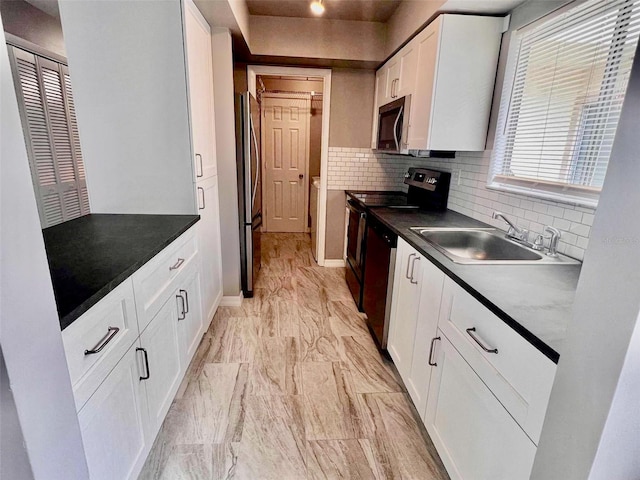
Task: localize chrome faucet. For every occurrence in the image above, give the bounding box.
[492,211,529,243]
[544,226,561,257]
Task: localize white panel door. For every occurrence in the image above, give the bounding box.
[77,342,150,480]
[184,0,217,179]
[387,238,422,381]
[407,17,441,150]
[405,258,445,416]
[424,333,537,480]
[140,298,182,438]
[262,95,309,232]
[397,42,418,99]
[177,262,204,370]
[196,175,222,327]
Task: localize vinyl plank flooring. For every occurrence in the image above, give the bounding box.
[359,393,449,480]
[158,444,212,480]
[306,439,379,480]
[299,315,341,362]
[235,395,307,480]
[251,336,301,396]
[205,317,257,364]
[301,362,365,440]
[339,336,404,394]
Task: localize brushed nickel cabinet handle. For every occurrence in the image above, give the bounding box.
[466,328,498,354]
[405,253,416,279]
[197,186,205,210]
[137,347,150,380]
[180,289,189,314]
[169,258,184,271]
[410,256,420,284]
[428,336,441,366]
[196,154,203,178]
[176,294,186,320]
[84,327,119,355]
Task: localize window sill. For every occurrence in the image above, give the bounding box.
[487,182,598,210]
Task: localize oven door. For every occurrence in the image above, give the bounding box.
[346,200,366,280]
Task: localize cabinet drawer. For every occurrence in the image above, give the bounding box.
[132,229,197,332]
[438,278,556,444]
[62,279,138,411]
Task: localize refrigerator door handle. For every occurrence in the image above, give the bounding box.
[250,114,260,212]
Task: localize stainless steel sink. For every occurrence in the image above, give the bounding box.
[409,227,580,265]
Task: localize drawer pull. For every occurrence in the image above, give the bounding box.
[84,327,119,355]
[466,327,499,354]
[169,258,185,271]
[176,294,186,321]
[428,336,441,366]
[137,347,150,380]
[180,289,189,313]
[196,153,203,178]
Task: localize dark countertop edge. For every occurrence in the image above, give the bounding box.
[370,209,561,364]
[59,215,200,330]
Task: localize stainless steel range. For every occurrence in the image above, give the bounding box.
[345,168,451,349]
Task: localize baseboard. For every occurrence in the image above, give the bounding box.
[323,259,346,268]
[219,292,244,307]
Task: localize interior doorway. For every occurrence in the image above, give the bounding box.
[256,75,324,254]
[247,66,331,266]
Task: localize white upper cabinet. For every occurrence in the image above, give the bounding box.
[184,0,217,180]
[373,14,504,152]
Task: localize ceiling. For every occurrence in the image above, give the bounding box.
[245,0,403,22]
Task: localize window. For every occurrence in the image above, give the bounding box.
[489,0,640,206]
[7,45,89,228]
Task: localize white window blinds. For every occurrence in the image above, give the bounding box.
[490,0,640,206]
[8,46,89,227]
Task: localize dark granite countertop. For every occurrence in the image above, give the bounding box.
[368,207,581,363]
[43,214,200,330]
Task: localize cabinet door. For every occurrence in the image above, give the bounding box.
[424,333,537,480]
[406,17,441,151]
[77,343,150,480]
[196,175,223,328]
[140,298,183,438]
[177,263,204,370]
[387,238,422,380]
[185,0,217,179]
[405,259,445,416]
[397,42,418,99]
[375,67,388,108]
[386,59,400,102]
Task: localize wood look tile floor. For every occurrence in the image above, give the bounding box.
[139,233,449,480]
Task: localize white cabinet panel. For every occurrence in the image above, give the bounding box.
[184,0,217,180]
[140,298,183,438]
[387,238,422,380]
[177,262,204,371]
[78,342,149,480]
[396,41,418,99]
[196,175,223,328]
[405,259,445,416]
[424,333,537,480]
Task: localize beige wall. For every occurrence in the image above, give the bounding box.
[325,190,347,259]
[329,68,375,148]
[1,0,66,58]
[385,0,446,57]
[249,15,386,63]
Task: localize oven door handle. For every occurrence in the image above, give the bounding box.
[355,212,366,263]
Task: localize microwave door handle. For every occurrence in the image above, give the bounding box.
[393,105,403,152]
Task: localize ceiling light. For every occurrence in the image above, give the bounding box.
[310,0,325,16]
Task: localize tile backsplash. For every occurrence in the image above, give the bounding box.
[327,147,596,260]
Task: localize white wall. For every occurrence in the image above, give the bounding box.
[59,0,196,214]
[0,23,89,479]
[531,41,640,480]
[211,28,242,297]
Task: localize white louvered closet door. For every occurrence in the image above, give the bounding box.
[9,46,89,227]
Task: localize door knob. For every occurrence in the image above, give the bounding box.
[299,174,304,179]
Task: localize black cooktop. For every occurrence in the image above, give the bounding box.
[347,191,418,208]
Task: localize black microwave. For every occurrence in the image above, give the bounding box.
[376,95,411,154]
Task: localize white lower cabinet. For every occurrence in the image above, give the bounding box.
[424,333,537,480]
[139,297,183,439]
[176,261,204,372]
[77,342,149,480]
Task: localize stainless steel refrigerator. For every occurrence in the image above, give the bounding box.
[236,92,262,297]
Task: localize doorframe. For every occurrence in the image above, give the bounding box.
[260,92,311,233]
[247,65,331,266]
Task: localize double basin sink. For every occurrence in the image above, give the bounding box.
[410,227,580,265]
